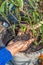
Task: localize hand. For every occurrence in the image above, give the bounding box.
[6,38,34,56]
[19,38,34,51]
[6,41,24,56]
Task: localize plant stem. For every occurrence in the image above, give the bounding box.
[19,8,32,17]
[0,13,10,25]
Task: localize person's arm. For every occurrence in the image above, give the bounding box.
[0,39,34,65]
[0,47,12,65]
[0,41,24,65]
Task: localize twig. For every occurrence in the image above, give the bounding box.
[19,8,32,17]
[26,21,43,30]
[33,21,43,29]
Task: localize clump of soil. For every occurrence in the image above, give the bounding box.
[14,33,30,42]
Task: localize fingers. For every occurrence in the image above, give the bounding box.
[7,42,24,56]
[26,38,34,45]
[11,43,24,56]
[13,44,24,54]
[7,38,34,55]
[8,40,23,47]
[20,38,34,51]
[12,41,23,48]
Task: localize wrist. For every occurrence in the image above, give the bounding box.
[6,46,14,56]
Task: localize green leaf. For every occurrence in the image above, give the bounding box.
[11,24,15,31]
[0,1,5,12]
[34,41,39,46]
[33,11,39,23]
[40,24,43,32]
[9,3,13,10]
[33,12,36,21]
[21,25,26,32]
[11,0,23,9]
[28,0,34,8]
[0,0,8,15]
[15,8,21,21]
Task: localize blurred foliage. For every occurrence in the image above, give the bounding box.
[0,0,43,45]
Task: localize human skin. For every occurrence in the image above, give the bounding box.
[6,38,34,56]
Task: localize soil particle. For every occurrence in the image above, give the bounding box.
[14,33,30,42]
